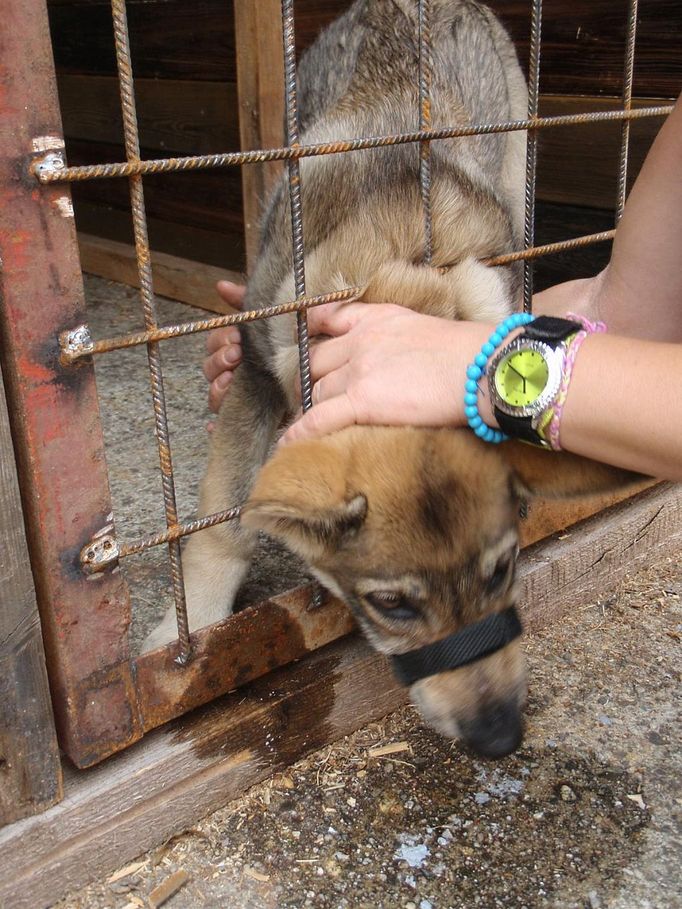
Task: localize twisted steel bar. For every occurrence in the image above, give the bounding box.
[418,0,433,265]
[617,0,639,223]
[523,0,542,312]
[34,106,673,184]
[118,507,243,559]
[60,231,617,363]
[111,0,191,661]
[282,0,313,416]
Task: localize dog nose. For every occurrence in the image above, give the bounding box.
[459,700,524,759]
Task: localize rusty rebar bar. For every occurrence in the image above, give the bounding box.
[281,0,313,415]
[33,106,672,185]
[111,0,191,662]
[617,0,639,222]
[523,0,542,312]
[118,507,243,559]
[60,230,616,364]
[418,0,433,265]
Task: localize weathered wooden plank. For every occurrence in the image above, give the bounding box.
[0,482,679,907]
[66,137,244,234]
[234,0,285,269]
[518,483,682,633]
[72,199,244,271]
[57,75,240,155]
[499,0,681,99]
[47,0,681,98]
[78,233,242,312]
[536,96,670,210]
[0,367,62,826]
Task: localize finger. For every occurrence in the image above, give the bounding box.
[312,364,352,405]
[208,371,234,413]
[308,334,351,381]
[203,343,242,382]
[206,325,241,355]
[307,300,369,337]
[215,280,246,309]
[279,393,358,445]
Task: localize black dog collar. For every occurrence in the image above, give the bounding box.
[391,606,523,686]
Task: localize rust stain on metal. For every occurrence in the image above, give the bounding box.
[0,0,140,767]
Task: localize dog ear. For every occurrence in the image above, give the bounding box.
[500,441,645,500]
[241,439,368,560]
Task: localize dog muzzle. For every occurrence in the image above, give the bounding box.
[390,606,523,686]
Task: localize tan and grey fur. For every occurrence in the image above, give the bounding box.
[147,1,635,758]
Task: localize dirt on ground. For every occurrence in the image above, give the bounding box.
[54,552,681,909]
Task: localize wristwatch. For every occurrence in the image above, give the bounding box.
[487,316,581,447]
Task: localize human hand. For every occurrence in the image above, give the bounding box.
[281,301,494,444]
[204,281,246,421]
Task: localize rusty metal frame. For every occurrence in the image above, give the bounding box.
[0,0,671,767]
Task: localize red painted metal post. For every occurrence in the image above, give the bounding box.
[0,0,143,766]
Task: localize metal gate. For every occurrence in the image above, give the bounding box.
[0,0,672,767]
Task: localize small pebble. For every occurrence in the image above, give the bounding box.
[560,785,577,802]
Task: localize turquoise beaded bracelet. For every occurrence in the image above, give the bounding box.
[464,312,535,444]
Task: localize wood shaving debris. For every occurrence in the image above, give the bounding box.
[107,860,147,883]
[148,869,190,907]
[368,741,411,758]
[243,866,271,882]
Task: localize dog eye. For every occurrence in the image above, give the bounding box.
[486,557,511,594]
[364,591,420,621]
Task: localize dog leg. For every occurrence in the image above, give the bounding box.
[144,364,286,651]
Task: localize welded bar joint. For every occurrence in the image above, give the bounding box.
[31,151,66,181]
[80,532,120,575]
[59,324,94,365]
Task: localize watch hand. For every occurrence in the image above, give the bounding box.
[508,364,527,394]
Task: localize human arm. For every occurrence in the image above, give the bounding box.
[536,93,682,341]
[278,302,682,481]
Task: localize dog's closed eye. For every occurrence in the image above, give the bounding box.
[364,591,421,621]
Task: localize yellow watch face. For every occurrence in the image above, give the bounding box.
[495,349,549,407]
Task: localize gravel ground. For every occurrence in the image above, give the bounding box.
[84,274,308,653]
[56,553,681,909]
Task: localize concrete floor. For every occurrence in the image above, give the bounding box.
[56,552,681,909]
[84,274,308,653]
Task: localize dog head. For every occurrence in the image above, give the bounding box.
[242,427,636,758]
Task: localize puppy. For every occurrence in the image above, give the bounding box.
[147,1,632,757]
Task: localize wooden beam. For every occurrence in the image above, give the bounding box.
[57,75,240,155]
[234,0,285,271]
[78,233,242,313]
[0,366,62,826]
[537,95,672,210]
[1,482,679,907]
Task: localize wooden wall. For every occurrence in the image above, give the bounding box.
[47,0,681,275]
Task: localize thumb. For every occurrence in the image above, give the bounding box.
[279,394,359,446]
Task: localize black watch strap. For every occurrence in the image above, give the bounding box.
[494,409,541,445]
[523,315,580,346]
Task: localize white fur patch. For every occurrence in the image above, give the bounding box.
[447,257,512,322]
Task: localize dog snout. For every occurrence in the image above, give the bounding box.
[459,699,524,759]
